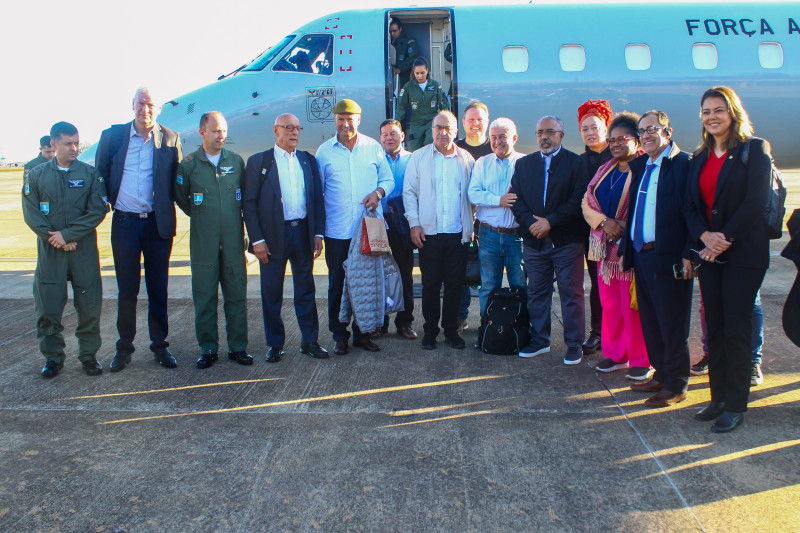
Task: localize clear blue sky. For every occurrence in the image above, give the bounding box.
[0,0,760,162]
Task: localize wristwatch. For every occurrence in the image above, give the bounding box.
[375,189,384,200]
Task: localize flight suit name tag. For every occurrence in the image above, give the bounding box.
[427,86,436,91]
[219,166,234,175]
[68,179,85,188]
[40,202,50,215]
[235,189,242,201]
[193,193,204,206]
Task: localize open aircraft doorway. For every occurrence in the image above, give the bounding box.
[386,9,455,122]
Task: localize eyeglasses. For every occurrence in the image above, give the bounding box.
[607,135,636,145]
[536,129,563,137]
[433,125,454,132]
[276,125,303,132]
[636,125,667,136]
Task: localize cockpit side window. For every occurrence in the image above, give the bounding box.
[273,34,334,75]
[243,35,295,72]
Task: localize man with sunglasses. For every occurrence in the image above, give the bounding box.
[509,116,589,364]
[621,111,694,408]
[243,113,328,362]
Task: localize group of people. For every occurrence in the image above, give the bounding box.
[22,83,773,434]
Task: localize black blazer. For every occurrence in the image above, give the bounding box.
[621,143,692,274]
[509,147,588,250]
[242,148,325,259]
[685,138,771,270]
[95,121,182,239]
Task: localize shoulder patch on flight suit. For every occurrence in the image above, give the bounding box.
[24,182,30,196]
[40,202,49,215]
[177,175,183,185]
[102,196,111,212]
[399,88,404,97]
[235,189,242,201]
[408,47,413,54]
[193,193,203,206]
[97,175,104,183]
[185,154,194,161]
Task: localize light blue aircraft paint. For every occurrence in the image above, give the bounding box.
[81,4,800,165]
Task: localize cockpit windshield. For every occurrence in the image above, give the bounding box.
[242,35,295,72]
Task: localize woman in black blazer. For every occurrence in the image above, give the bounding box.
[685,86,772,433]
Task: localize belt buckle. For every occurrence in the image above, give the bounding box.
[289,220,299,227]
[138,213,148,219]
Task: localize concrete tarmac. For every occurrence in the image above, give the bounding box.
[1,170,799,532]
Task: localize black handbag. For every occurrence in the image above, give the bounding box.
[463,239,480,287]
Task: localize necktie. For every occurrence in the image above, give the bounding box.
[633,163,656,252]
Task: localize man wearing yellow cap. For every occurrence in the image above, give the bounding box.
[315,99,394,355]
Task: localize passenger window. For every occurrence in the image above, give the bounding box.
[502,46,529,73]
[625,44,651,71]
[692,43,718,70]
[559,45,586,72]
[758,42,783,69]
[274,34,334,75]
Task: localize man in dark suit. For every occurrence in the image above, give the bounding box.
[510,116,589,364]
[621,110,693,408]
[242,113,328,362]
[95,87,182,371]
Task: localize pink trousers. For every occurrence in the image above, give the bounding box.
[597,264,649,367]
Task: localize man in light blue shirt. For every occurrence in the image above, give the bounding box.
[378,119,417,340]
[468,117,527,316]
[316,99,394,355]
[403,111,475,350]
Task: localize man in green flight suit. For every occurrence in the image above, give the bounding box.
[396,57,450,151]
[23,135,55,180]
[175,111,252,369]
[390,17,420,85]
[22,122,108,378]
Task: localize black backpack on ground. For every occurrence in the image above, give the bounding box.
[477,288,530,355]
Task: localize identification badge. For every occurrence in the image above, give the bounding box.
[177,175,183,185]
[40,202,49,215]
[193,193,203,206]
[24,183,30,196]
[235,189,241,201]
[220,166,233,175]
[68,179,85,188]
[411,102,418,110]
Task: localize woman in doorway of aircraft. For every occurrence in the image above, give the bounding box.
[396,57,450,151]
[582,112,650,380]
[685,86,773,433]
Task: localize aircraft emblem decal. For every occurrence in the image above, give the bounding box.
[306,87,335,122]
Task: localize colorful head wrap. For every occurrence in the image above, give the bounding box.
[578,99,614,127]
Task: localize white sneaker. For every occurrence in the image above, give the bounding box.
[751,363,764,386]
[519,344,550,358]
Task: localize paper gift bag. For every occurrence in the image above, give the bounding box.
[361,215,391,255]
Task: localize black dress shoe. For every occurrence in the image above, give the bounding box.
[421,335,437,350]
[81,357,103,376]
[695,401,725,421]
[109,351,132,372]
[397,326,418,340]
[266,346,284,363]
[228,351,254,365]
[712,411,744,433]
[444,334,466,349]
[154,348,177,368]
[582,333,601,355]
[334,339,348,355]
[353,337,380,352]
[196,353,218,369]
[301,342,330,359]
[41,360,63,379]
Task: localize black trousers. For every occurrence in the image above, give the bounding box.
[385,215,414,328]
[699,263,765,413]
[633,249,693,394]
[324,237,365,341]
[418,233,467,338]
[585,250,602,337]
[111,211,173,354]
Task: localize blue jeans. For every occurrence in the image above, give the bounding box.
[477,225,526,315]
[699,289,762,364]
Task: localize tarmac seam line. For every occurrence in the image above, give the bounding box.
[588,363,708,533]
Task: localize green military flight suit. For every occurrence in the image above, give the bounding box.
[23,154,48,181]
[175,148,248,355]
[396,79,450,151]
[391,31,420,84]
[22,159,108,364]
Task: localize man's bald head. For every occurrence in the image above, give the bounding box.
[273,113,302,152]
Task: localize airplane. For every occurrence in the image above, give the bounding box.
[81,3,800,166]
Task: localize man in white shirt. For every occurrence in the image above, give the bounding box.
[468,117,527,316]
[403,111,475,350]
[316,99,394,355]
[242,113,328,363]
